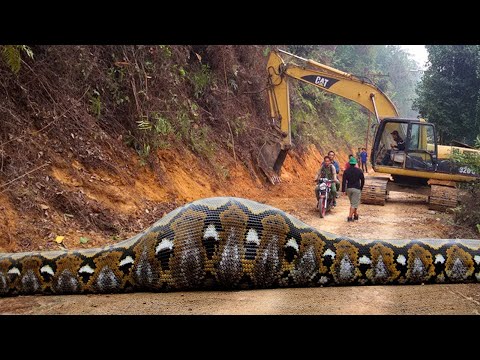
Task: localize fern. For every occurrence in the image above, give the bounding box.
[0,45,34,74]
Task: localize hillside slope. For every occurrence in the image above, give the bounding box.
[0,45,351,252]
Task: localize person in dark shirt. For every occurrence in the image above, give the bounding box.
[390,130,405,151]
[356,147,362,165]
[344,154,358,170]
[381,130,405,165]
[342,157,365,222]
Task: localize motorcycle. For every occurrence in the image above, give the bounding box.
[315,177,334,218]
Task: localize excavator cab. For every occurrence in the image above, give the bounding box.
[372,119,438,174]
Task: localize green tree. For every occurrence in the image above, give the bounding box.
[332,45,377,76]
[413,45,480,145]
[374,45,420,117]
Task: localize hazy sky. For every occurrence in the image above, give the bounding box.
[399,45,428,69]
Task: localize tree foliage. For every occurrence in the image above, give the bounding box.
[0,45,34,74]
[413,45,480,145]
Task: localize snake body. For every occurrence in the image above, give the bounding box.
[1,197,479,297]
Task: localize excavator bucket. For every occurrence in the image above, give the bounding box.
[258,141,289,184]
[256,51,293,184]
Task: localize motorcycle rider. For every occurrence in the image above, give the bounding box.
[315,155,340,207]
[327,151,340,175]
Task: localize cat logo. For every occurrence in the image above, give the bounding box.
[301,75,338,89]
[315,76,329,87]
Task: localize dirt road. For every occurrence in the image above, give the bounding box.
[1,185,479,315]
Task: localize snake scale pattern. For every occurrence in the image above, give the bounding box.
[1,197,480,297]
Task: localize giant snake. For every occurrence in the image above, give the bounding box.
[1,197,479,297]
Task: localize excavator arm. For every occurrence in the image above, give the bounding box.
[260,49,399,183]
[268,49,399,147]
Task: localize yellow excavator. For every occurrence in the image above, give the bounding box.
[260,49,480,210]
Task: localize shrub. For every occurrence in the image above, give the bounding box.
[190,64,211,98]
[451,148,480,233]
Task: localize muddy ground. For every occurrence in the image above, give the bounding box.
[1,181,479,315]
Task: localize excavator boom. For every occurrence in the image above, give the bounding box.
[272,50,399,120]
[260,49,398,182]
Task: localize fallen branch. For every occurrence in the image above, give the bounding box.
[0,162,51,192]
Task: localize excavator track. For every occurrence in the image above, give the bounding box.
[361,177,388,205]
[428,185,458,212]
